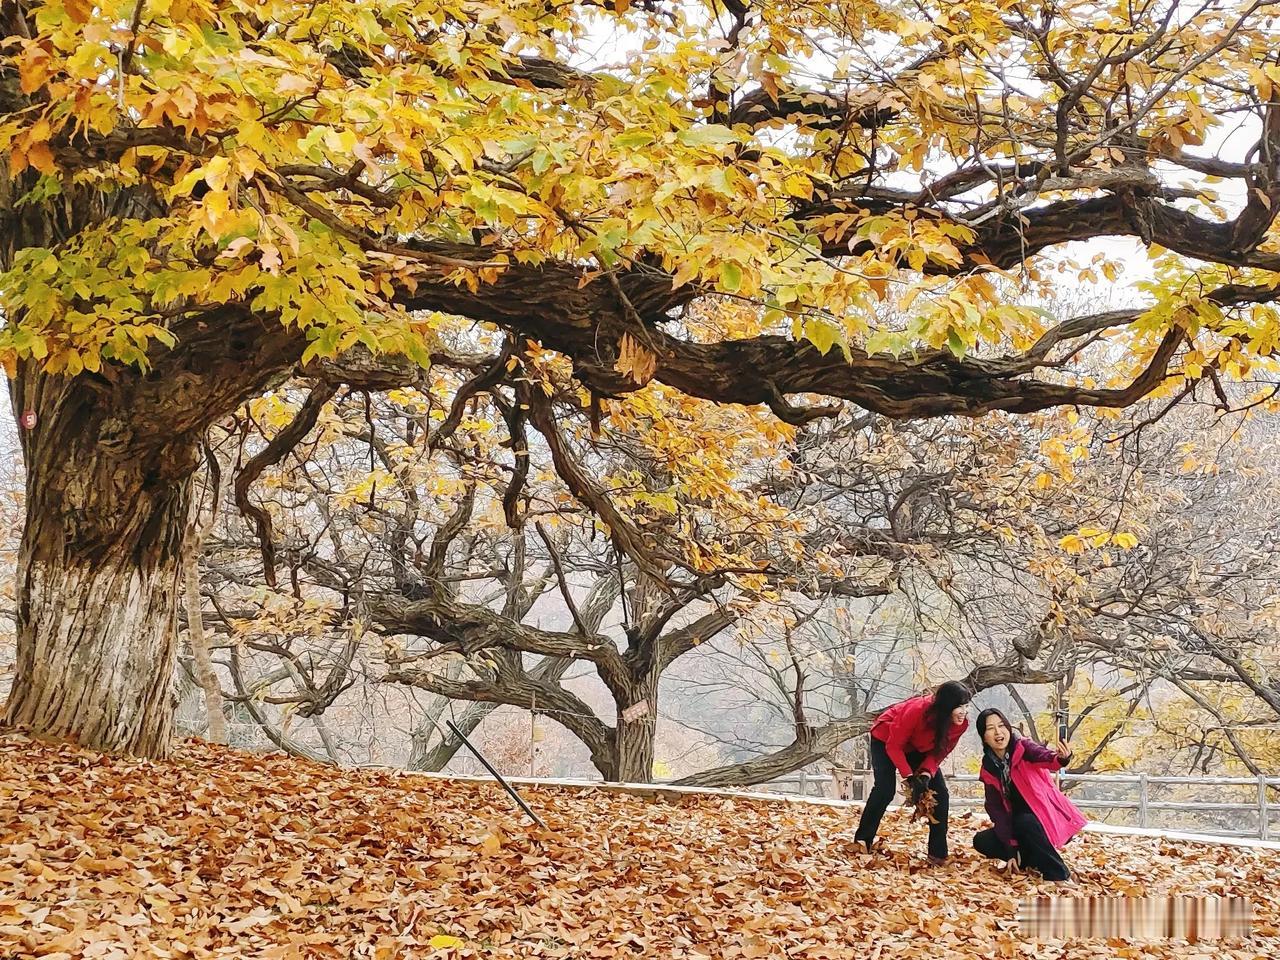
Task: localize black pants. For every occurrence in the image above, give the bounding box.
[854,737,951,859]
[973,812,1071,881]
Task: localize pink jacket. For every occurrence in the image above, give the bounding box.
[979,737,1088,849]
[871,694,968,778]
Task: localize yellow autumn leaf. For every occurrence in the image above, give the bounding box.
[1058,534,1086,554]
[25,140,54,175]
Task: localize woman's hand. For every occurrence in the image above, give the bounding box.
[1055,739,1073,761]
[904,771,930,803]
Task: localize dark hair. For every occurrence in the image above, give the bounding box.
[975,707,1014,747]
[927,681,972,755]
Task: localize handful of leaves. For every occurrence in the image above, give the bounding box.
[903,777,941,824]
[911,788,941,824]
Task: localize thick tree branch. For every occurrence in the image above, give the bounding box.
[523,385,672,577]
[658,607,738,672]
[233,383,337,586]
[382,664,616,773]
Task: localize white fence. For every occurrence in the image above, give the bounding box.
[760,770,1280,841]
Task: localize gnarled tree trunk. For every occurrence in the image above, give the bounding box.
[612,677,658,782]
[2,372,198,758]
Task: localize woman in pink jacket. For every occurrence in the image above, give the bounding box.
[853,681,972,864]
[973,708,1087,882]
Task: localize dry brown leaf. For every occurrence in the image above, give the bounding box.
[0,732,1276,960]
[614,333,657,386]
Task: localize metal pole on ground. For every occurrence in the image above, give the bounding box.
[447,719,548,830]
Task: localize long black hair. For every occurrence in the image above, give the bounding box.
[926,680,972,755]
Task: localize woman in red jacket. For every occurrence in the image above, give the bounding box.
[972,708,1086,882]
[853,680,972,864]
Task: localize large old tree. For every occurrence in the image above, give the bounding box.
[1,0,1278,756]
[194,377,1280,783]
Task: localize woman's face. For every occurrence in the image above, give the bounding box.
[951,704,969,725]
[982,714,1011,751]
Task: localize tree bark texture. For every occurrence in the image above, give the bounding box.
[2,374,197,757]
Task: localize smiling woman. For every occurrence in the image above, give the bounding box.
[973,707,1087,882]
[1,0,1279,756]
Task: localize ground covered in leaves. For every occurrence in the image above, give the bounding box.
[2,733,1277,959]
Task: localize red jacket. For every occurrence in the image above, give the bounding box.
[870,694,968,778]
